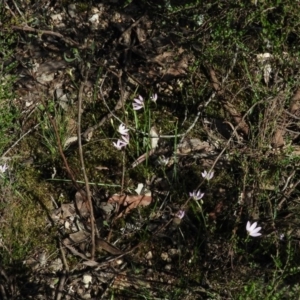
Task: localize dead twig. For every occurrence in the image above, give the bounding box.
[4,1,17,19]
[1,123,40,159]
[181,46,239,142]
[11,25,79,47]
[202,46,250,137]
[39,97,82,192]
[0,285,7,300]
[54,270,67,300]
[77,71,97,260]
[59,240,69,272]
[11,0,25,20]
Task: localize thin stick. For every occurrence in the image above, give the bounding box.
[11,0,25,20]
[77,72,96,260]
[11,25,79,46]
[1,123,40,159]
[4,1,17,19]
[54,270,67,300]
[180,46,239,143]
[59,240,69,272]
[0,285,7,300]
[55,240,69,300]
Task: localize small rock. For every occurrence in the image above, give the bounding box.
[161,252,168,261]
[168,248,180,257]
[38,252,47,267]
[68,4,76,18]
[82,274,92,288]
[64,220,70,230]
[147,268,153,276]
[49,258,63,272]
[50,13,63,22]
[145,251,153,260]
[165,264,172,271]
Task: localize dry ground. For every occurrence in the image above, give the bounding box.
[1,0,300,299]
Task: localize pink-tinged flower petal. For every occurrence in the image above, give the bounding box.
[133,95,144,104]
[151,93,158,102]
[113,139,127,150]
[133,103,143,110]
[0,163,8,173]
[176,210,185,219]
[133,95,144,110]
[121,134,130,144]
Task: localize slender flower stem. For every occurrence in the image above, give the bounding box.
[194,200,207,232]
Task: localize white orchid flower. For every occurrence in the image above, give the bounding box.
[201,170,214,180]
[118,124,129,135]
[189,190,205,201]
[0,163,8,173]
[113,139,127,150]
[246,221,262,237]
[150,93,158,103]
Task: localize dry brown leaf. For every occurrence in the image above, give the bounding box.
[131,149,155,168]
[208,201,224,221]
[96,238,123,255]
[136,27,147,43]
[178,46,185,55]
[177,139,213,155]
[223,101,250,136]
[290,88,300,114]
[61,203,76,219]
[67,231,90,244]
[113,272,150,290]
[75,190,90,217]
[272,129,285,148]
[162,57,188,80]
[209,68,224,95]
[108,194,152,218]
[37,60,67,74]
[152,51,174,66]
